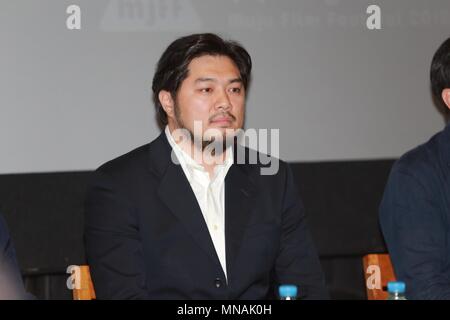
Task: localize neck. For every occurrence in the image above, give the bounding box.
[167,124,229,169]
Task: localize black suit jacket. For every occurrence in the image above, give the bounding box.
[84,131,328,299]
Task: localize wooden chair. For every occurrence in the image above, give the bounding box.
[363,253,396,300]
[71,265,96,300]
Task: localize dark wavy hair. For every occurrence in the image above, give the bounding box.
[430,37,450,117]
[152,33,252,128]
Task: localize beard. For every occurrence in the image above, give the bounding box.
[173,102,239,156]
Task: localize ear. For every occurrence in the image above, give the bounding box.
[158,90,175,119]
[442,88,450,111]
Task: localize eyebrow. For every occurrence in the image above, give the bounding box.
[194,77,243,84]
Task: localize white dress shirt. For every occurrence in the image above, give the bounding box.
[165,125,233,280]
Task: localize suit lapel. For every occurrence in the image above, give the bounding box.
[149,132,223,270]
[157,163,224,268]
[148,131,259,281]
[225,147,258,281]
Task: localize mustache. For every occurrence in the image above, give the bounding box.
[209,112,236,122]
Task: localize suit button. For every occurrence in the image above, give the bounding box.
[214,278,222,288]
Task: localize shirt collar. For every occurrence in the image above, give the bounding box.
[164,125,234,182]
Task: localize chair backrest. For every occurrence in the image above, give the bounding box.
[72,265,96,300]
[363,253,396,300]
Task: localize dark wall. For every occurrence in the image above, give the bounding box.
[291,160,393,299]
[0,172,90,299]
[0,159,395,299]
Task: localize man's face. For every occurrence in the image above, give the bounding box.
[167,55,246,144]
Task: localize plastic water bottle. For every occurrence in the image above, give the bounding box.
[279,284,298,300]
[387,281,406,300]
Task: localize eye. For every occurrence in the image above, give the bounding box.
[229,87,242,94]
[199,88,212,93]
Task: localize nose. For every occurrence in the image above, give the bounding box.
[215,88,232,111]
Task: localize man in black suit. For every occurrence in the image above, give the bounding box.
[0,212,28,299]
[85,33,328,299]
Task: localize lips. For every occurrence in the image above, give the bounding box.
[211,117,232,123]
[211,114,233,123]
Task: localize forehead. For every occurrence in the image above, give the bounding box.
[186,55,240,79]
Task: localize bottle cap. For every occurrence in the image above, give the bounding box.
[279,284,298,298]
[387,281,406,294]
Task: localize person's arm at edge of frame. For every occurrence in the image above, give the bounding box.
[379,165,450,300]
[84,169,151,300]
